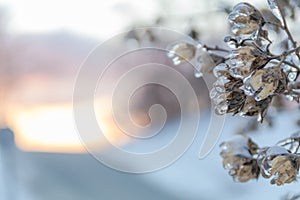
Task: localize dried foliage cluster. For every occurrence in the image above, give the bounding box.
[166,0,300,186]
[221,134,300,186]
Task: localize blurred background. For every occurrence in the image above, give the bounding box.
[0,0,300,199]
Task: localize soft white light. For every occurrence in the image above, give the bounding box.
[0,0,158,39]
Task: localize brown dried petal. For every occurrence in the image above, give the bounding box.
[270,156,299,186]
[222,155,259,182]
[220,136,260,182]
[213,63,230,78]
[241,96,271,117]
[236,161,260,182]
[248,67,286,101]
[226,90,246,114]
[228,47,267,79]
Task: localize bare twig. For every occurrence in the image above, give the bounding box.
[202,44,230,53]
[276,3,300,60]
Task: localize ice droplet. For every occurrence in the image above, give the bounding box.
[283,64,298,81]
[229,169,236,176]
[214,76,230,93]
[194,70,203,78]
[242,76,256,96]
[210,88,218,99]
[215,102,228,115]
[213,63,228,78]
[288,72,298,82]
[213,93,226,105]
[257,113,263,122]
[292,88,300,94]
[229,66,247,79]
[285,95,294,101]
[224,36,237,48]
[258,146,289,177]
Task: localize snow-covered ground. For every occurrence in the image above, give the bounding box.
[1,109,300,200]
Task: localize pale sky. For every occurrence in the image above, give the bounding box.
[0,0,266,40]
[0,0,159,40]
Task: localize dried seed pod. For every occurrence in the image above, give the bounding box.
[167,42,196,65]
[270,155,299,186]
[228,46,268,79]
[228,2,265,36]
[211,65,246,116]
[257,146,300,186]
[240,96,271,122]
[243,67,287,101]
[226,90,246,114]
[220,136,260,182]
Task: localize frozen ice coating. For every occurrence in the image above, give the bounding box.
[213,63,229,78]
[220,136,253,158]
[197,48,216,76]
[291,131,300,139]
[220,136,260,182]
[228,2,264,37]
[166,40,217,78]
[224,36,239,48]
[242,75,256,96]
[194,0,300,122]
[1,0,300,198]
[257,146,300,186]
[266,146,290,156]
[246,67,286,101]
[267,0,285,26]
[167,42,196,65]
[228,46,259,79]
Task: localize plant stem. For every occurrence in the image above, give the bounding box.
[281,60,299,69]
[269,46,300,66]
[202,44,230,53]
[276,1,300,59]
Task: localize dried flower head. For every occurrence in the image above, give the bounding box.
[228,46,268,79]
[228,2,265,36]
[220,136,260,182]
[167,42,197,65]
[164,0,300,187]
[240,96,271,120]
[242,67,287,101]
[257,146,300,186]
[211,62,275,120]
[270,155,299,186]
[211,64,246,115]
